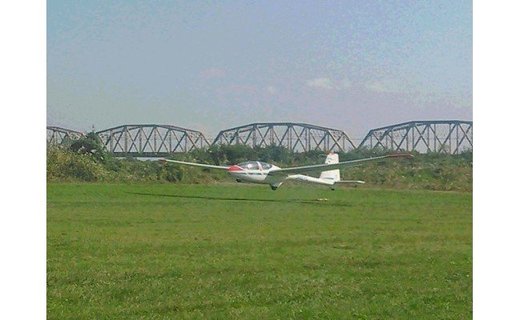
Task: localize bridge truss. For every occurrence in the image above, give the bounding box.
[357,120,473,154]
[96,124,209,157]
[47,126,84,146]
[47,120,472,156]
[212,122,356,152]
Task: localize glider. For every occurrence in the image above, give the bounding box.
[159,153,413,190]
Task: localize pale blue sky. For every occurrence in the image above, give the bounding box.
[47,0,472,139]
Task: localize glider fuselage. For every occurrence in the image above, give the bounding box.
[228,161,280,184]
[228,161,336,188]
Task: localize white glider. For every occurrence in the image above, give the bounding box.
[159,153,413,190]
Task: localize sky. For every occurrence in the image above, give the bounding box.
[47,0,472,140]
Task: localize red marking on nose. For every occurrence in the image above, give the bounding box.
[228,165,243,172]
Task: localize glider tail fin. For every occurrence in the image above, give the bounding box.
[319,153,340,182]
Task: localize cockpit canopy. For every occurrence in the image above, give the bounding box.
[237,161,273,170]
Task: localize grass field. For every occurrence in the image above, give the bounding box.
[47,183,472,319]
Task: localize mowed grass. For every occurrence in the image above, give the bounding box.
[47,183,472,319]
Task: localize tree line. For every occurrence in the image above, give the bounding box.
[47,133,472,191]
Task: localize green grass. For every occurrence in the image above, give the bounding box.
[47,183,472,319]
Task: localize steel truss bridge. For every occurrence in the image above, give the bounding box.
[358,120,473,154]
[47,126,84,146]
[212,122,356,152]
[95,124,209,157]
[47,120,472,156]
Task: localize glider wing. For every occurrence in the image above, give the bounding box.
[268,153,413,176]
[159,159,230,170]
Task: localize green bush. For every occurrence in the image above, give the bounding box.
[47,147,112,182]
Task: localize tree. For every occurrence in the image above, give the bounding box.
[69,132,109,163]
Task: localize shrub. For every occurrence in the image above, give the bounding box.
[47,147,111,182]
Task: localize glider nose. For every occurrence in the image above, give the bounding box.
[227,165,243,172]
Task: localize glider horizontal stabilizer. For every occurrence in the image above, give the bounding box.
[336,180,366,184]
